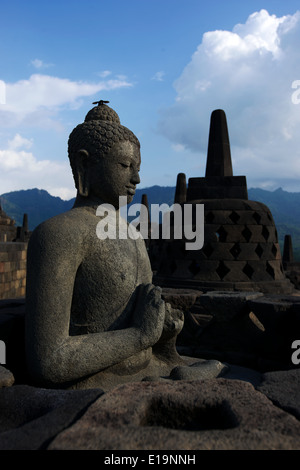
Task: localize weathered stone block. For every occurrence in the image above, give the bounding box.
[0,366,14,388]
[0,385,104,450]
[47,379,300,450]
[196,291,263,322]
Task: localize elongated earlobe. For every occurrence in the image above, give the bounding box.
[76,149,90,197]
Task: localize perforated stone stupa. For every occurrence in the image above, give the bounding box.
[153,110,294,294]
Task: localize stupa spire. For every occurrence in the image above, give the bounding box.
[205,109,233,177]
[174,173,187,204]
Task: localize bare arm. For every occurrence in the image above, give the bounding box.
[25,218,165,386]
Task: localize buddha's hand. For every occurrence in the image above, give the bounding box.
[159,302,184,341]
[133,283,166,349]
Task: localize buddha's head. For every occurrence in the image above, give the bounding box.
[68,101,141,208]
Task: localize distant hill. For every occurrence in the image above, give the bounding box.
[247,187,300,262]
[0,186,176,230]
[0,186,299,260]
[0,189,74,230]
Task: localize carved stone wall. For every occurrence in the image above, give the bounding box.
[154,199,292,293]
[0,243,27,299]
[0,206,29,299]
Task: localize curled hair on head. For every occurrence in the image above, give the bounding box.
[68,103,140,189]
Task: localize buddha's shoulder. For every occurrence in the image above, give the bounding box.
[29,208,97,246]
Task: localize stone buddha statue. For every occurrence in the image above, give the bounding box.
[25,101,215,391]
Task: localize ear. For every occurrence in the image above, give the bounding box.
[76,149,90,197]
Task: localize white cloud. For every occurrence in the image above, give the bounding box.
[0,74,133,128]
[172,143,185,152]
[0,134,75,199]
[46,187,76,200]
[116,74,128,81]
[7,134,33,150]
[31,59,54,69]
[158,9,300,191]
[152,71,165,82]
[0,80,6,105]
[98,70,112,78]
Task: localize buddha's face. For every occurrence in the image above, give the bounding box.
[84,140,141,208]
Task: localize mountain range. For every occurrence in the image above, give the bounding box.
[0,186,299,260]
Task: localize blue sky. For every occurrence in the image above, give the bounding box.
[0,0,300,200]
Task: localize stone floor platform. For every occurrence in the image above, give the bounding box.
[0,294,299,451]
[0,365,299,450]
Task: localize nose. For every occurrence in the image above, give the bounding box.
[131,169,140,185]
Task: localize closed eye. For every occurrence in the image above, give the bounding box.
[119,162,140,172]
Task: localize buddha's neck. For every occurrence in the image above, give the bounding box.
[72,194,120,212]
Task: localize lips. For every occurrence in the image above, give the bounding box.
[126,186,136,195]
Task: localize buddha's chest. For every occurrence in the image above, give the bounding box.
[70,235,152,333]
